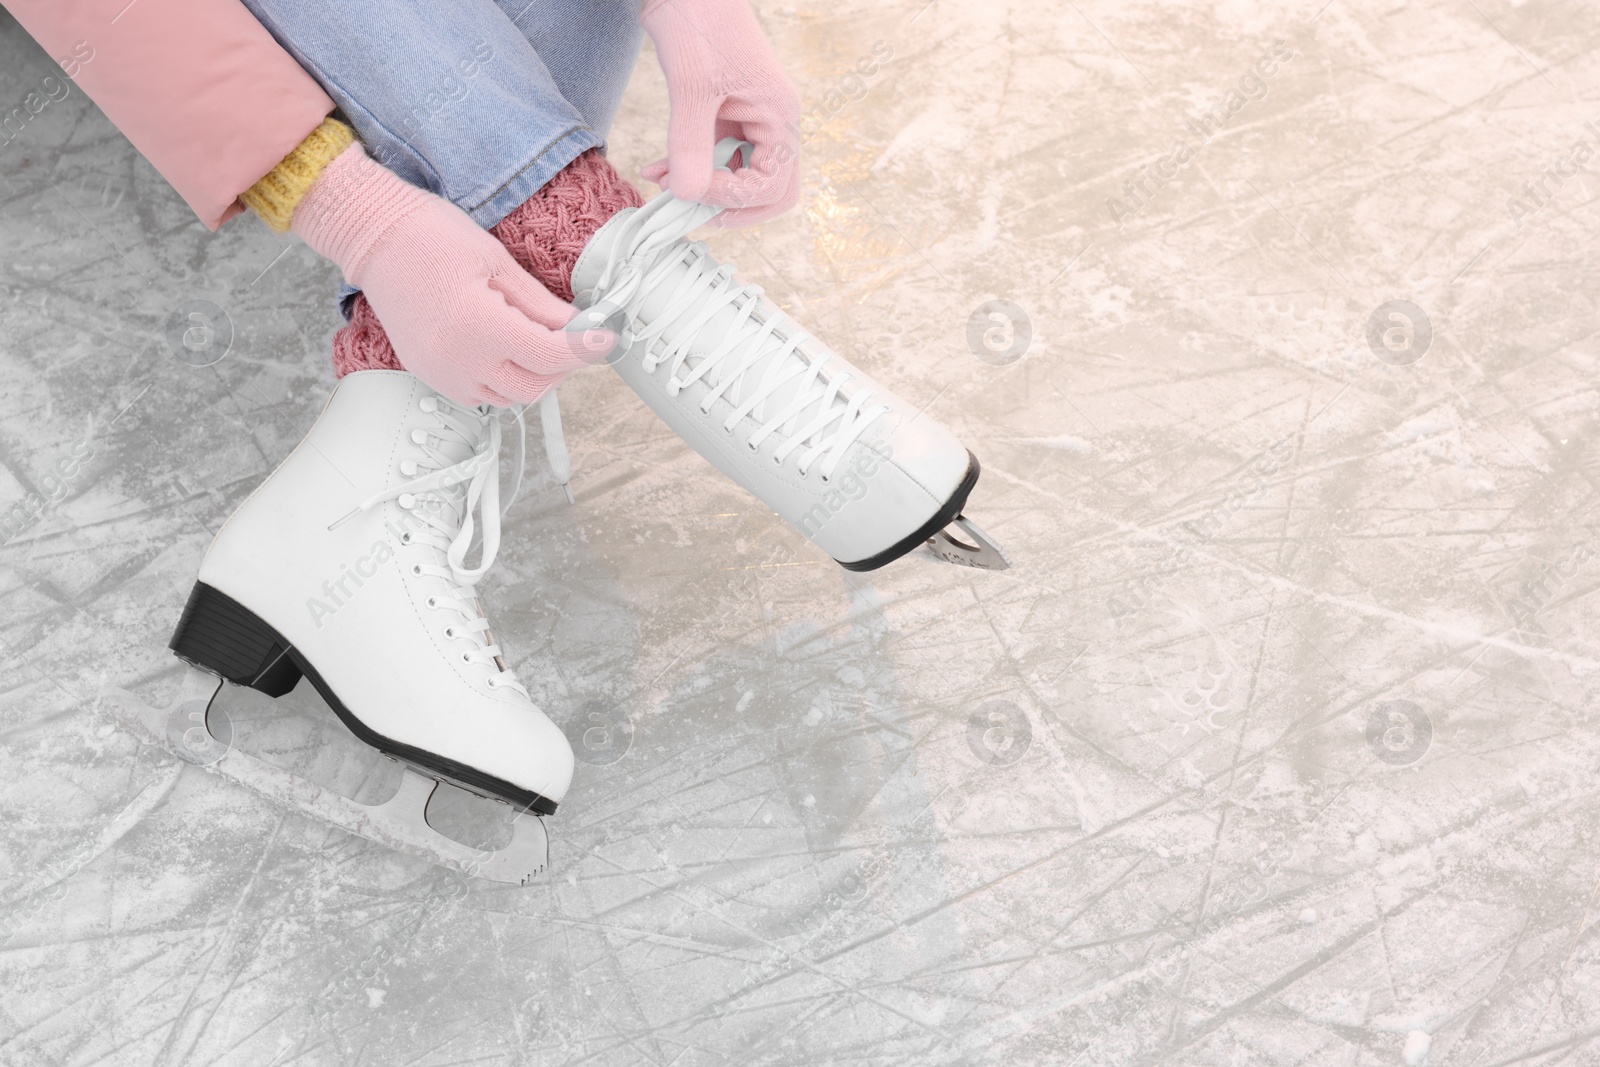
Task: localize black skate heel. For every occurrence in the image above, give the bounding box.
[167,582,559,817]
[169,582,303,697]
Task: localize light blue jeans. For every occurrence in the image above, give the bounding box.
[239,0,646,308]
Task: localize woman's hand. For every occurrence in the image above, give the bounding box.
[292,145,615,406]
[640,0,802,226]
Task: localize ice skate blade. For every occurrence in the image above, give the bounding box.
[927,515,1012,570]
[97,669,550,885]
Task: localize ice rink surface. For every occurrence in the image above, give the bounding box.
[3,1,1599,1064]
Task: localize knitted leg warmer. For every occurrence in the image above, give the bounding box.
[330,148,644,376]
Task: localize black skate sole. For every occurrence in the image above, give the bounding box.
[836,451,982,572]
[169,582,559,817]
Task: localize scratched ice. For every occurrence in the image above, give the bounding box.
[2,2,1598,1064]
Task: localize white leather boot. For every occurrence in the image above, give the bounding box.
[562,141,1010,571]
[169,370,574,816]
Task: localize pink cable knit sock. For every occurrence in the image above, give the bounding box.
[490,149,646,303]
[332,148,644,377]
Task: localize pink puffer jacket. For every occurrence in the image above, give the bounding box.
[6,0,334,229]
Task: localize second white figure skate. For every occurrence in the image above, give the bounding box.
[554,139,1010,571]
[101,371,572,883]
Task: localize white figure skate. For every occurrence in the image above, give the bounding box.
[100,370,572,884]
[554,139,1010,571]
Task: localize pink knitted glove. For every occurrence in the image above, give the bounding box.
[639,0,801,226]
[292,144,615,406]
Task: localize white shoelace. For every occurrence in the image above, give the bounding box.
[537,139,891,489]
[334,395,528,696]
[586,181,892,479]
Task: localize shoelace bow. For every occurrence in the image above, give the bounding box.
[338,395,529,696]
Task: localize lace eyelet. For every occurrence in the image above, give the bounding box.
[420,397,437,413]
[444,626,456,639]
[426,596,437,609]
[747,440,758,453]
[461,652,472,663]
[771,454,782,466]
[411,564,423,576]
[722,423,734,435]
[819,473,830,483]
[485,678,498,690]
[400,533,411,545]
